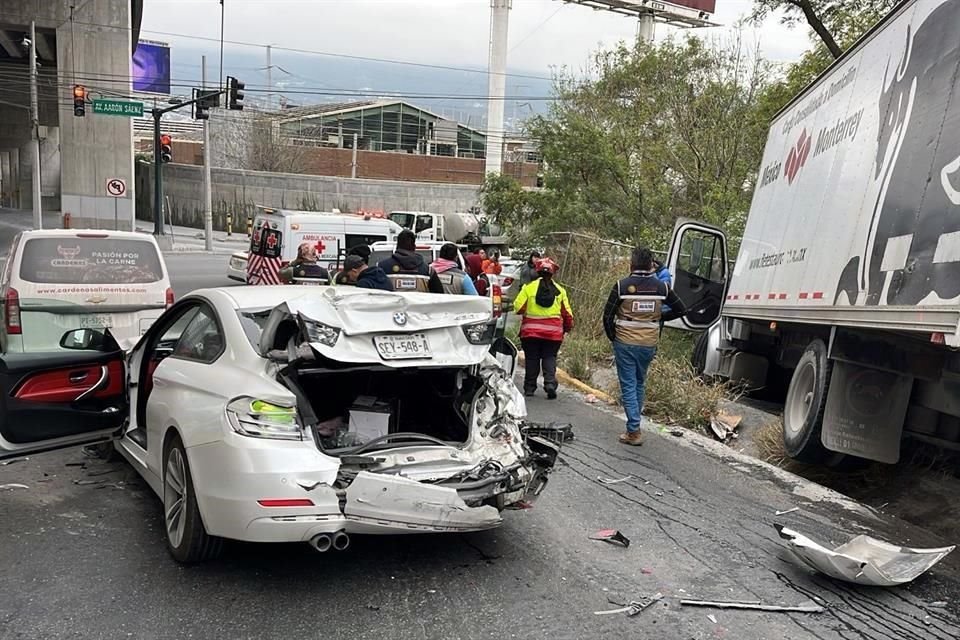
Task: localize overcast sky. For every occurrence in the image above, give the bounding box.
[141,0,813,75]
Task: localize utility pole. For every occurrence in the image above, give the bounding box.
[202,55,213,251]
[484,0,511,176]
[351,133,358,179]
[637,12,655,44]
[29,21,42,229]
[266,45,273,111]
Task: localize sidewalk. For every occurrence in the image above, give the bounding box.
[134,219,248,254]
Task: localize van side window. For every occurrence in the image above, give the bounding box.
[345,234,386,248]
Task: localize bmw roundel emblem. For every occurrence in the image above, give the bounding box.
[393,312,408,326]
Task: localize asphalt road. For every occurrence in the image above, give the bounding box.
[1,215,959,639]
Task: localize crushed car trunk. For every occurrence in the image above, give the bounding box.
[295,365,477,449]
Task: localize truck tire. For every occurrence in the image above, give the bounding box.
[783,340,834,464]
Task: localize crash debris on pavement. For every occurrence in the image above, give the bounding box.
[594,593,663,616]
[589,529,630,547]
[775,525,955,586]
[709,410,742,441]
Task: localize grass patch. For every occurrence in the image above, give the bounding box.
[642,357,737,431]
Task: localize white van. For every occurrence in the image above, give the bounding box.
[0,230,173,352]
[246,208,403,285]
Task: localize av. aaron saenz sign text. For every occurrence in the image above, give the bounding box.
[92,99,144,117]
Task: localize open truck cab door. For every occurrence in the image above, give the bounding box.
[0,328,127,460]
[663,219,728,331]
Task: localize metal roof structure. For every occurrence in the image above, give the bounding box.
[273,99,488,159]
[560,0,718,27]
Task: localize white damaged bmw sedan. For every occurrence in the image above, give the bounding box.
[0,286,560,562]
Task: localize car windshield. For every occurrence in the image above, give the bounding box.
[19,237,164,284]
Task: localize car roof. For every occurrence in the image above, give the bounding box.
[18,229,159,241]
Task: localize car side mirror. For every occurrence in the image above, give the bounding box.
[60,328,107,351]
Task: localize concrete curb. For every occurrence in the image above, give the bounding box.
[517,351,617,404]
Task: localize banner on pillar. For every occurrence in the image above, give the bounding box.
[132,40,171,95]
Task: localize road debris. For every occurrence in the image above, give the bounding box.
[709,410,743,441]
[929,601,949,608]
[597,475,634,485]
[594,593,663,616]
[589,529,630,547]
[65,462,87,468]
[775,525,955,586]
[520,421,575,443]
[1,457,28,465]
[640,568,653,575]
[0,483,29,490]
[681,598,824,613]
[670,429,685,437]
[775,507,800,516]
[707,614,718,624]
[73,479,106,486]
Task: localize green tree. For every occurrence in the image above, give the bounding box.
[751,0,900,59]
[483,34,772,250]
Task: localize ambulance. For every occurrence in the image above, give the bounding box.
[245,208,403,285]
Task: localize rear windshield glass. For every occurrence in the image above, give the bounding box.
[19,237,164,284]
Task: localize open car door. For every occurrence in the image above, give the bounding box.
[0,329,126,460]
[664,219,728,331]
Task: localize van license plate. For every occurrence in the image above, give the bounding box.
[80,315,112,329]
[373,334,431,360]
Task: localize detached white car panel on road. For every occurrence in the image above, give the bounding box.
[0,285,557,562]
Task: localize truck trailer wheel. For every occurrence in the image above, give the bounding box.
[783,340,834,464]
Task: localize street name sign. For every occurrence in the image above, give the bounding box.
[93,99,144,117]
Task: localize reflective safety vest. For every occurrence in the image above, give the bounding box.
[614,274,665,347]
[433,268,467,295]
[387,273,432,292]
[514,279,574,341]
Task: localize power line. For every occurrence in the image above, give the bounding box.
[0,10,554,82]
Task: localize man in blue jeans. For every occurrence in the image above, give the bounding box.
[602,248,686,446]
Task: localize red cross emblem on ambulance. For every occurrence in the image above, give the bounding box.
[315,239,326,254]
[266,233,278,249]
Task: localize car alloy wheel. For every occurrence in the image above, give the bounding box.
[164,446,187,549]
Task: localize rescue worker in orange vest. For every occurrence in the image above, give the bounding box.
[603,247,687,446]
[513,258,573,399]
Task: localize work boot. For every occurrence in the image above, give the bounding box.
[524,388,536,397]
[546,388,557,400]
[618,431,644,446]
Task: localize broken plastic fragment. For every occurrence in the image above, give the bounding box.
[0,483,29,490]
[594,593,662,616]
[775,525,955,586]
[0,457,28,465]
[589,529,630,547]
[597,475,634,485]
[707,614,718,624]
[681,598,824,613]
[775,507,800,516]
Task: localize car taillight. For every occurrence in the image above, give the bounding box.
[491,284,503,319]
[5,288,21,335]
[165,288,175,308]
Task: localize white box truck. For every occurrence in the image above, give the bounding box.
[661,0,960,467]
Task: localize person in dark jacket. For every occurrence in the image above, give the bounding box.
[602,247,687,446]
[280,242,329,283]
[519,250,542,286]
[377,230,441,292]
[344,255,392,291]
[347,244,372,264]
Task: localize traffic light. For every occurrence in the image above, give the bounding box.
[193,88,209,120]
[227,76,244,111]
[159,134,173,163]
[193,88,219,120]
[73,85,86,117]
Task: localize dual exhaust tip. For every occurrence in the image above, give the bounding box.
[309,531,350,553]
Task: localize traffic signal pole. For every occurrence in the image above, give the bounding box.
[152,110,163,235]
[151,87,229,237]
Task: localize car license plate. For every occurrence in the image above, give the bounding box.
[373,334,431,360]
[80,315,112,329]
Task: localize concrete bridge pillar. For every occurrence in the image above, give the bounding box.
[56,0,135,230]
